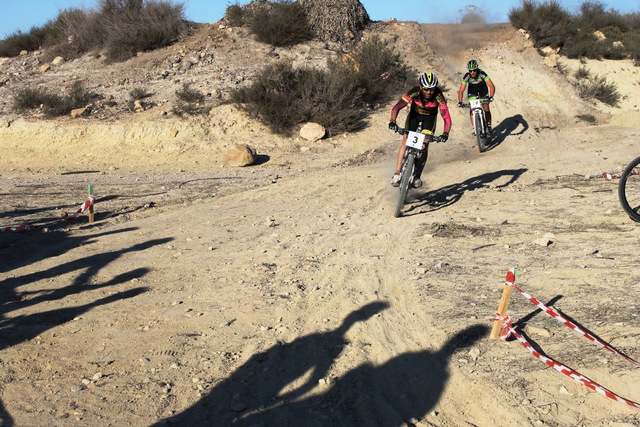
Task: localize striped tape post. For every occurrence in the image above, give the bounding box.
[495,270,640,408]
[490,268,516,339]
[0,196,95,233]
[88,184,95,223]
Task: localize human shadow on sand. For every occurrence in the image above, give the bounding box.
[0,227,140,274]
[158,307,487,426]
[0,238,170,350]
[404,168,527,216]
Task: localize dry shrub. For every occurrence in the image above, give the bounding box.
[0,0,186,62]
[249,1,312,47]
[510,0,640,62]
[577,74,621,106]
[231,37,408,136]
[298,0,370,43]
[12,81,94,117]
[224,4,246,27]
[509,0,576,49]
[172,83,208,116]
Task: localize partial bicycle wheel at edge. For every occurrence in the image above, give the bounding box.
[618,156,640,222]
[394,153,415,218]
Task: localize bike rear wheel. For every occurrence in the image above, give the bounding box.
[618,156,640,222]
[394,153,415,218]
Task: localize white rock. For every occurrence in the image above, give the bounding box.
[299,122,326,141]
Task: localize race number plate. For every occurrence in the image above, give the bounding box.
[405,131,425,149]
[469,99,483,109]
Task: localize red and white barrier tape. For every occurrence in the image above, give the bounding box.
[496,269,640,408]
[0,196,95,233]
[497,314,640,409]
[602,172,621,180]
[603,169,640,180]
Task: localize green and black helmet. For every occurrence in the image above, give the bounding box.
[467,59,479,71]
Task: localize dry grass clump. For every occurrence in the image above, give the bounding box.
[172,83,209,116]
[0,0,187,62]
[12,82,95,117]
[231,36,409,136]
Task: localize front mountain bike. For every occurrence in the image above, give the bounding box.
[392,128,439,218]
[618,156,640,222]
[462,98,492,152]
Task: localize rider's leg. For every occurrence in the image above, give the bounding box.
[483,104,492,127]
[394,133,408,174]
[413,143,430,180]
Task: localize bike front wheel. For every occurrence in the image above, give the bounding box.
[394,153,415,218]
[474,114,487,152]
[618,156,640,222]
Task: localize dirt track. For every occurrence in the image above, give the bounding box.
[1,22,640,426]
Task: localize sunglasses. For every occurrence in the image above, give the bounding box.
[469,69,478,72]
[421,87,435,91]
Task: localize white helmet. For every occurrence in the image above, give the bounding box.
[419,72,438,89]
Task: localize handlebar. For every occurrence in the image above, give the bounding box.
[393,127,443,142]
[459,98,493,108]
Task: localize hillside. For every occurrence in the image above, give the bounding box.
[1,20,640,426]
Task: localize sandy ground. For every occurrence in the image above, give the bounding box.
[1,22,640,426]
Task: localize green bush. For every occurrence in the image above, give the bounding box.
[249,1,313,47]
[231,37,409,136]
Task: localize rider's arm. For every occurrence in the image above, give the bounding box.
[439,101,452,133]
[390,97,409,122]
[486,78,496,98]
[390,88,417,122]
[457,82,467,103]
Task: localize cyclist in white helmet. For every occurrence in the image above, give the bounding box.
[388,72,452,188]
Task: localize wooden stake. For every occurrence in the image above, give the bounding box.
[88,184,95,223]
[490,269,516,339]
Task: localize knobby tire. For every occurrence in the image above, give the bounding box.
[395,152,415,218]
[475,112,487,153]
[618,155,640,222]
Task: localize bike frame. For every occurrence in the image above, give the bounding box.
[468,98,488,137]
[393,128,437,217]
[463,98,491,152]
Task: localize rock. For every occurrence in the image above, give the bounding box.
[133,100,145,113]
[613,41,625,48]
[533,237,552,247]
[52,56,65,66]
[299,122,326,141]
[169,128,179,138]
[524,325,551,338]
[539,46,558,56]
[593,30,606,41]
[543,56,557,68]
[222,144,256,167]
[39,63,51,73]
[70,106,90,118]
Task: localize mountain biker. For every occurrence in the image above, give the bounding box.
[388,72,452,188]
[457,59,495,135]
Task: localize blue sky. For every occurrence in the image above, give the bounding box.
[1,0,638,39]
